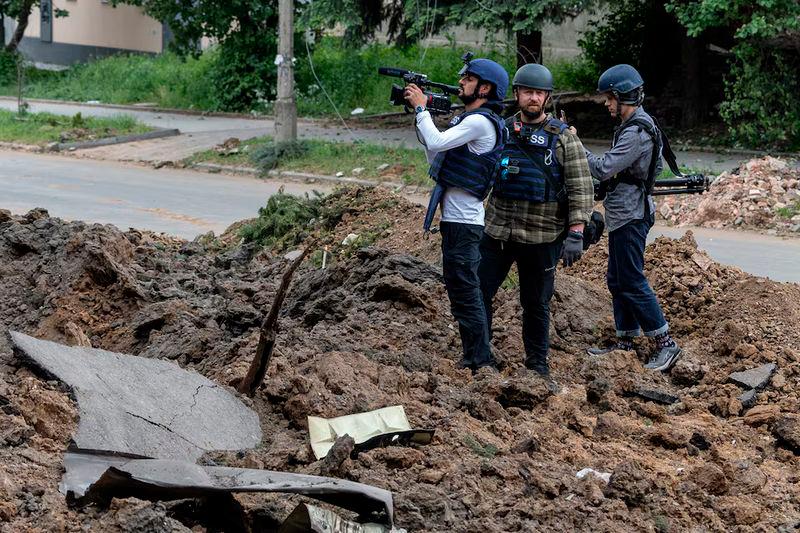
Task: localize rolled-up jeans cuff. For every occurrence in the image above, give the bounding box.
[616,328,641,338]
[643,323,669,337]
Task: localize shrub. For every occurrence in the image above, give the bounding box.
[250,140,312,172]
[239,189,323,248]
[0,51,19,88]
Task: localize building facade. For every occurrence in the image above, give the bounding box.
[4,0,170,66]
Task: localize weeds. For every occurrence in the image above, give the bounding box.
[187,136,431,186]
[776,202,800,219]
[251,140,312,172]
[239,189,324,248]
[0,109,150,145]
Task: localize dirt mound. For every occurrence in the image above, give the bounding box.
[1,187,800,531]
[659,156,800,235]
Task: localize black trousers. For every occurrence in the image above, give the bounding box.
[478,234,562,373]
[440,221,495,369]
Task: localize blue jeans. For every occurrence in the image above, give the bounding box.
[440,222,495,369]
[607,220,668,337]
[478,234,562,373]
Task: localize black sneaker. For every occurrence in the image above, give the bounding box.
[644,345,683,372]
[586,342,634,357]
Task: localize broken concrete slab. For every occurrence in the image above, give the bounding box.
[739,389,758,409]
[66,454,393,525]
[308,406,433,460]
[10,332,261,461]
[278,503,395,533]
[728,363,777,391]
[626,387,679,405]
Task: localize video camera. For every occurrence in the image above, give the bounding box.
[594,173,709,201]
[378,53,473,115]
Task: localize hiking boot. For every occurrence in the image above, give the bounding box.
[586,341,634,357]
[457,359,474,371]
[474,364,500,377]
[644,345,683,372]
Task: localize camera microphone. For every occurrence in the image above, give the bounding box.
[377,67,409,77]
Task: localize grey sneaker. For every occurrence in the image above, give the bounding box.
[645,345,683,372]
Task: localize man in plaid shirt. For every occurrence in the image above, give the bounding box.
[479,63,594,378]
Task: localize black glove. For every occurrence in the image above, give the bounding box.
[561,231,584,267]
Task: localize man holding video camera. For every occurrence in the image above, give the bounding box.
[404,57,508,372]
[582,64,682,372]
[478,63,594,379]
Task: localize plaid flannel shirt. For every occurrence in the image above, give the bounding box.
[485,117,594,244]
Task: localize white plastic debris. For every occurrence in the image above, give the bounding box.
[351,107,365,115]
[274,54,284,66]
[576,468,612,484]
[342,233,360,246]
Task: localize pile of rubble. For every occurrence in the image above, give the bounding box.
[658,156,800,234]
[1,188,799,532]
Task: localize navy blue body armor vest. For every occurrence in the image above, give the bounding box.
[493,117,567,203]
[428,108,506,199]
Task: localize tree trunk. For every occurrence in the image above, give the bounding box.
[680,33,703,128]
[5,0,35,53]
[515,30,542,69]
[0,12,6,48]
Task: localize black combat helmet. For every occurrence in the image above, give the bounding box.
[597,64,644,105]
[512,63,554,91]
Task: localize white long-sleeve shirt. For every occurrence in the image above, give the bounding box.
[415,110,497,225]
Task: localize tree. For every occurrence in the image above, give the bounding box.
[304,0,594,65]
[666,0,800,149]
[2,0,68,52]
[115,1,279,112]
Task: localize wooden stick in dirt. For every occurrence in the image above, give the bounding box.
[238,246,311,396]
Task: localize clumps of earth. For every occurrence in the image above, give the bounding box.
[1,186,799,532]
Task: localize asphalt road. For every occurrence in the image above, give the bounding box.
[2,150,799,282]
[0,97,750,174]
[0,150,334,238]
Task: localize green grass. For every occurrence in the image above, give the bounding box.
[3,39,516,116]
[0,109,151,145]
[3,51,219,110]
[186,136,432,186]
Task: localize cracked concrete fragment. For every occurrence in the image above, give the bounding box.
[10,332,261,461]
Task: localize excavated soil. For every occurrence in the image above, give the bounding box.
[1,187,800,532]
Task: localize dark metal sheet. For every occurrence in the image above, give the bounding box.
[68,454,393,525]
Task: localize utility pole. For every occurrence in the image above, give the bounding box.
[275,0,297,142]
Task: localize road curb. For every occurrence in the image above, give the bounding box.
[0,95,272,121]
[54,128,181,152]
[187,162,431,194]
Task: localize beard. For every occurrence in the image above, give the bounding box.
[458,91,478,105]
[458,86,479,105]
[520,106,543,120]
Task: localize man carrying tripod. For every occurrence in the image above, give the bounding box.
[479,63,594,379]
[404,57,508,372]
[582,64,682,372]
